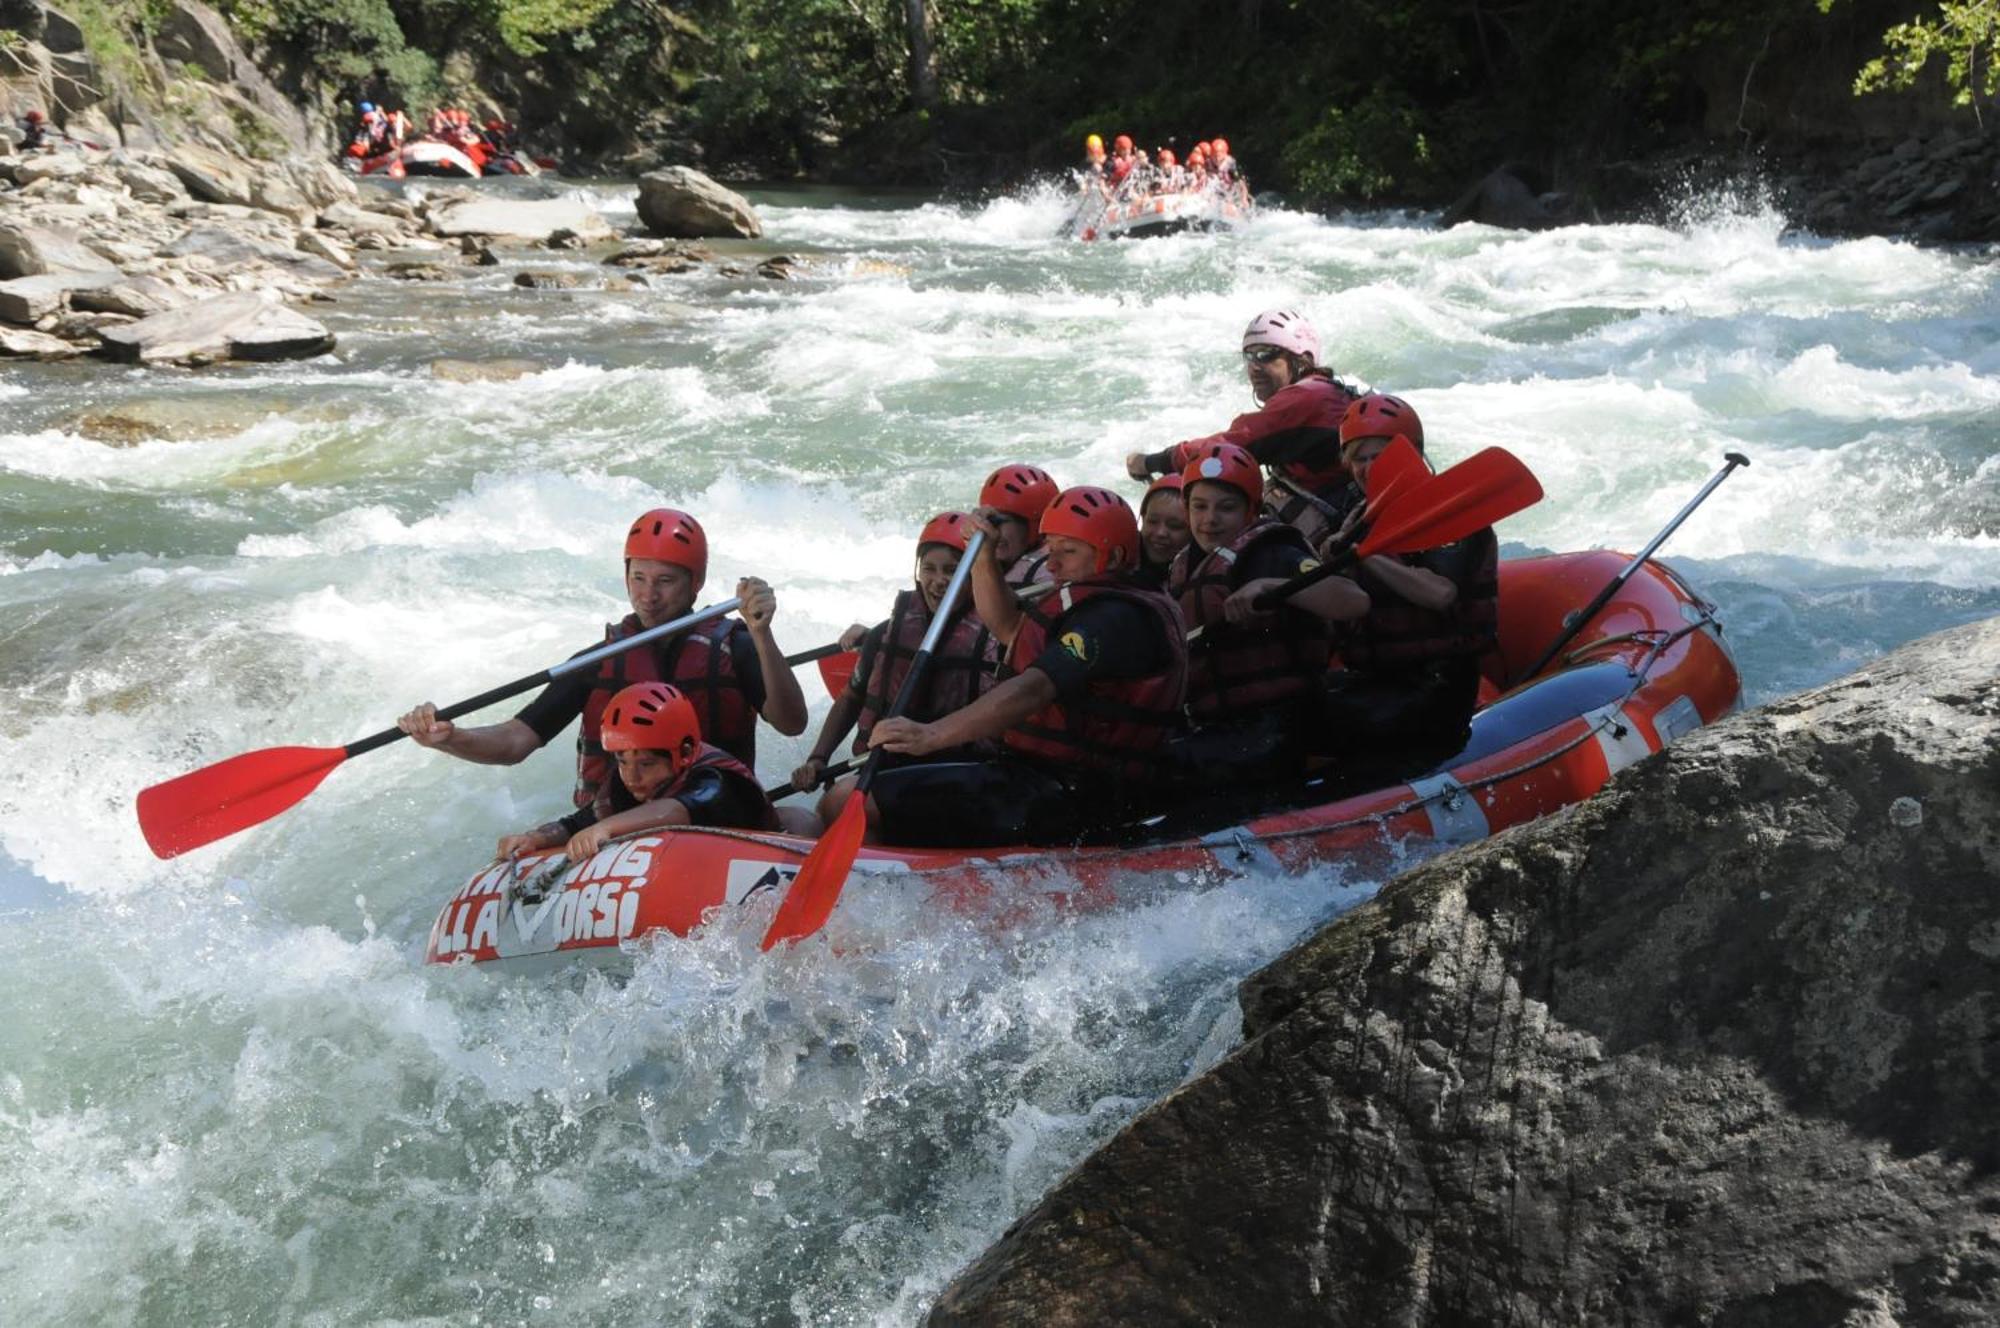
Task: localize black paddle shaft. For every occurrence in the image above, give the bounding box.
[852,530,989,798]
[1515,451,1749,684]
[340,598,744,760]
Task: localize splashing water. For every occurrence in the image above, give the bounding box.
[1,182,1995,1324]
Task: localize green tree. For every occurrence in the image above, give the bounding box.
[1822,0,2000,122]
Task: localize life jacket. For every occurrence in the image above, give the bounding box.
[1169,519,1331,721]
[1341,529,1501,674]
[573,614,757,809]
[592,742,779,830]
[851,589,1001,753]
[1001,577,1187,786]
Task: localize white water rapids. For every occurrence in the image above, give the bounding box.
[1,180,1995,1324]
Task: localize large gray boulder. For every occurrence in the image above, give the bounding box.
[0,221,118,279]
[635,166,763,239]
[0,270,120,323]
[1442,165,1571,231]
[94,291,333,364]
[930,615,2000,1326]
[164,143,258,208]
[427,195,615,242]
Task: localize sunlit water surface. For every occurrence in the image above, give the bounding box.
[2,179,1995,1325]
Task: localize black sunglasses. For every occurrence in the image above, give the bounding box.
[1241,345,1285,364]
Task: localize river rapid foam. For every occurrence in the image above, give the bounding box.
[0,182,1994,1324]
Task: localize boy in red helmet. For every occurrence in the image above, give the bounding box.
[975,462,1059,590]
[495,681,779,863]
[1168,442,1368,781]
[863,486,1187,846]
[397,507,808,806]
[792,512,1003,823]
[1320,395,1499,767]
[20,109,50,152]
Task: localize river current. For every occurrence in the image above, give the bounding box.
[1,181,1995,1325]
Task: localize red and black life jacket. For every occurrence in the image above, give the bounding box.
[591,742,780,830]
[1001,577,1187,785]
[573,614,757,809]
[1169,519,1331,721]
[851,589,1001,753]
[1341,529,1501,674]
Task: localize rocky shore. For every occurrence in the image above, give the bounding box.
[0,137,777,366]
[930,614,2000,1325]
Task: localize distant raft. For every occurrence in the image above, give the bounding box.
[1069,187,1253,241]
[424,550,1742,972]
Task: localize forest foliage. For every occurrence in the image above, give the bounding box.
[47,0,2000,197]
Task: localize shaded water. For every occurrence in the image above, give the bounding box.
[1,180,1995,1324]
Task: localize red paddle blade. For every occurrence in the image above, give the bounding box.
[1360,447,1543,558]
[816,649,859,700]
[1364,435,1425,510]
[136,745,348,859]
[761,793,867,949]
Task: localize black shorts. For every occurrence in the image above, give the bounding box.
[870,758,1090,848]
[1317,664,1478,771]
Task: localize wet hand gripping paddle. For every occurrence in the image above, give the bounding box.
[1249,445,1544,613]
[761,530,990,949]
[136,598,745,859]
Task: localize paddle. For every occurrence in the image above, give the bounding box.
[766,759,855,801]
[136,598,744,859]
[1362,435,1426,513]
[760,531,989,949]
[1247,446,1544,613]
[1512,451,1748,684]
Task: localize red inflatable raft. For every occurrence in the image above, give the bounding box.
[424,551,1741,971]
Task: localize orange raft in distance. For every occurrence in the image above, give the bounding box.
[424,550,1742,972]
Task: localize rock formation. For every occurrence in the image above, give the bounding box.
[636,166,763,239]
[930,614,2000,1326]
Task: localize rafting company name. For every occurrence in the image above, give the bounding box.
[428,837,660,958]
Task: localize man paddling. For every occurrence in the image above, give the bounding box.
[396,508,808,802]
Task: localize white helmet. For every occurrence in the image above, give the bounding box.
[1242,308,1320,364]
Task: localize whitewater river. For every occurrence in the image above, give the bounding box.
[2,181,1996,1325]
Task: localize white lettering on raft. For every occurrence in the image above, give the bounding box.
[435,837,666,958]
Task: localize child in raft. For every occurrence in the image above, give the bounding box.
[495,681,782,864]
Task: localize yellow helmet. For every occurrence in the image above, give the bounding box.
[1085,134,1104,151]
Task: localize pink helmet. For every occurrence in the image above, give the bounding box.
[1241,308,1320,364]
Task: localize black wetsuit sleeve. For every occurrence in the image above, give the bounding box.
[726,621,768,712]
[1236,539,1313,583]
[556,804,596,837]
[673,767,767,829]
[512,647,597,745]
[1028,598,1171,702]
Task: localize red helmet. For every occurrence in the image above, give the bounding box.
[1188,143,1208,161]
[1140,472,1184,513]
[1113,134,1134,152]
[1157,149,1177,167]
[1339,394,1425,453]
[600,681,701,770]
[918,510,970,555]
[623,508,708,590]
[1212,138,1229,157]
[24,110,45,124]
[1181,441,1264,510]
[979,464,1059,538]
[1040,486,1138,574]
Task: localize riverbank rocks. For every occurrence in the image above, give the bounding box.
[636,166,762,239]
[0,220,115,278]
[929,615,2000,1326]
[95,291,333,365]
